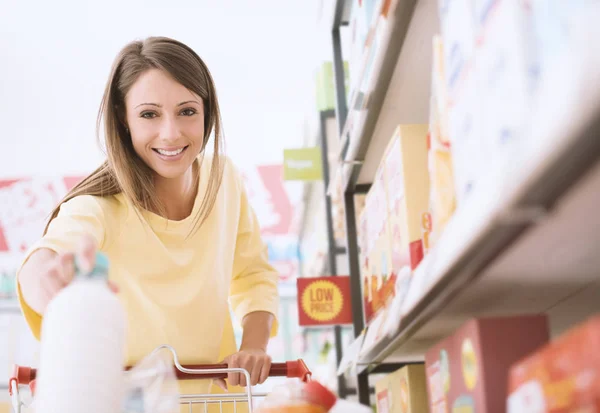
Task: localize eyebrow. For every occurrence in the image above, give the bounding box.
[134,100,201,109]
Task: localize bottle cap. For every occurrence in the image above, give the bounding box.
[75,251,110,280]
[303,381,337,412]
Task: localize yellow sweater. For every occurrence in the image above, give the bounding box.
[17,156,279,412]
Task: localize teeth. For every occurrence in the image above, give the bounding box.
[156,147,184,156]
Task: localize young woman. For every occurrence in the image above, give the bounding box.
[16,36,279,403]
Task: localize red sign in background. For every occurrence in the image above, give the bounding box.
[297,276,353,326]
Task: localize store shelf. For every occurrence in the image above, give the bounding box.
[328,0,352,29]
[333,0,439,193]
[355,52,600,371]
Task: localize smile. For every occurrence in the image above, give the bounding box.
[152,145,189,159]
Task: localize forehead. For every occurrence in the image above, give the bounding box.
[125,68,201,107]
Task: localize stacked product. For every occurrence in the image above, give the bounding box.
[357,125,429,338]
[508,315,600,412]
[422,35,456,253]
[425,315,550,412]
[437,0,599,204]
[381,125,430,301]
[375,364,429,413]
[347,0,393,116]
[359,165,391,326]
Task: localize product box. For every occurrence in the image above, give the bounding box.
[446,59,485,202]
[508,315,600,413]
[381,125,429,308]
[474,0,539,165]
[423,36,456,252]
[382,125,429,272]
[425,315,550,413]
[437,0,477,99]
[375,364,429,413]
[348,0,385,103]
[359,166,394,325]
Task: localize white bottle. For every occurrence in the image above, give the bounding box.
[35,252,126,413]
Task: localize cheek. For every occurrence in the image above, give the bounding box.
[183,118,206,144]
[129,123,156,151]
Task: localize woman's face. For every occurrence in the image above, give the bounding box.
[124,69,205,180]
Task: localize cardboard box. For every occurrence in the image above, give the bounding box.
[359,124,429,326]
[425,315,550,413]
[474,0,538,164]
[437,0,477,98]
[508,315,600,413]
[359,166,393,325]
[423,36,456,252]
[375,364,429,413]
[382,125,429,272]
[447,60,485,202]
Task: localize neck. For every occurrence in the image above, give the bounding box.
[153,160,198,221]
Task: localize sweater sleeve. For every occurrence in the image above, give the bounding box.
[229,177,280,337]
[16,195,107,340]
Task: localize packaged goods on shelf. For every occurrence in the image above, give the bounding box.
[347,0,393,112]
[358,125,429,327]
[529,0,599,73]
[425,315,549,413]
[423,36,456,252]
[437,0,477,98]
[347,0,382,101]
[359,166,394,325]
[382,125,430,297]
[437,0,486,201]
[474,0,539,166]
[508,315,600,413]
[375,364,429,413]
[446,59,485,202]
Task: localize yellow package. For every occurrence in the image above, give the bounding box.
[382,124,430,273]
[375,365,429,413]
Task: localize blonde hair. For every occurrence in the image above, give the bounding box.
[45,36,224,235]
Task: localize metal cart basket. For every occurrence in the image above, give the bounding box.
[8,344,312,413]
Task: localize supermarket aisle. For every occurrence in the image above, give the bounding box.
[307,0,600,411]
[2,0,600,411]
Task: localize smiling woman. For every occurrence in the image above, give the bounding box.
[15,36,280,413]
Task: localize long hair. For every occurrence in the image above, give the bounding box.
[45,36,224,235]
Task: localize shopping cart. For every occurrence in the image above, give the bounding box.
[8,344,312,413]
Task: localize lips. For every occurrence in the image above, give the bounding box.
[152,145,189,157]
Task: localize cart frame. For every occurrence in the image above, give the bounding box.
[9,344,312,413]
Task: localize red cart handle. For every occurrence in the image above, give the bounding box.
[10,358,311,394]
[171,359,312,382]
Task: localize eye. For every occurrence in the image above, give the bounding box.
[140,111,157,119]
[180,108,197,116]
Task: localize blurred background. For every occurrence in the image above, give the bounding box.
[2,0,600,411]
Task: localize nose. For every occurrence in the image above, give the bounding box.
[159,114,180,143]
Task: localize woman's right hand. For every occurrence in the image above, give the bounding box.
[18,235,117,315]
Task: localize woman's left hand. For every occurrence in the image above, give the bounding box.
[215,349,272,390]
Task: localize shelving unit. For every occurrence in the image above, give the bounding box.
[327,0,600,406]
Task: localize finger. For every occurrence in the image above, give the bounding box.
[57,253,75,285]
[227,356,240,387]
[249,357,261,387]
[258,356,272,385]
[213,379,228,392]
[78,236,97,272]
[237,356,250,387]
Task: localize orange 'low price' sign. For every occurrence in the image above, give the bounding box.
[296,276,353,326]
